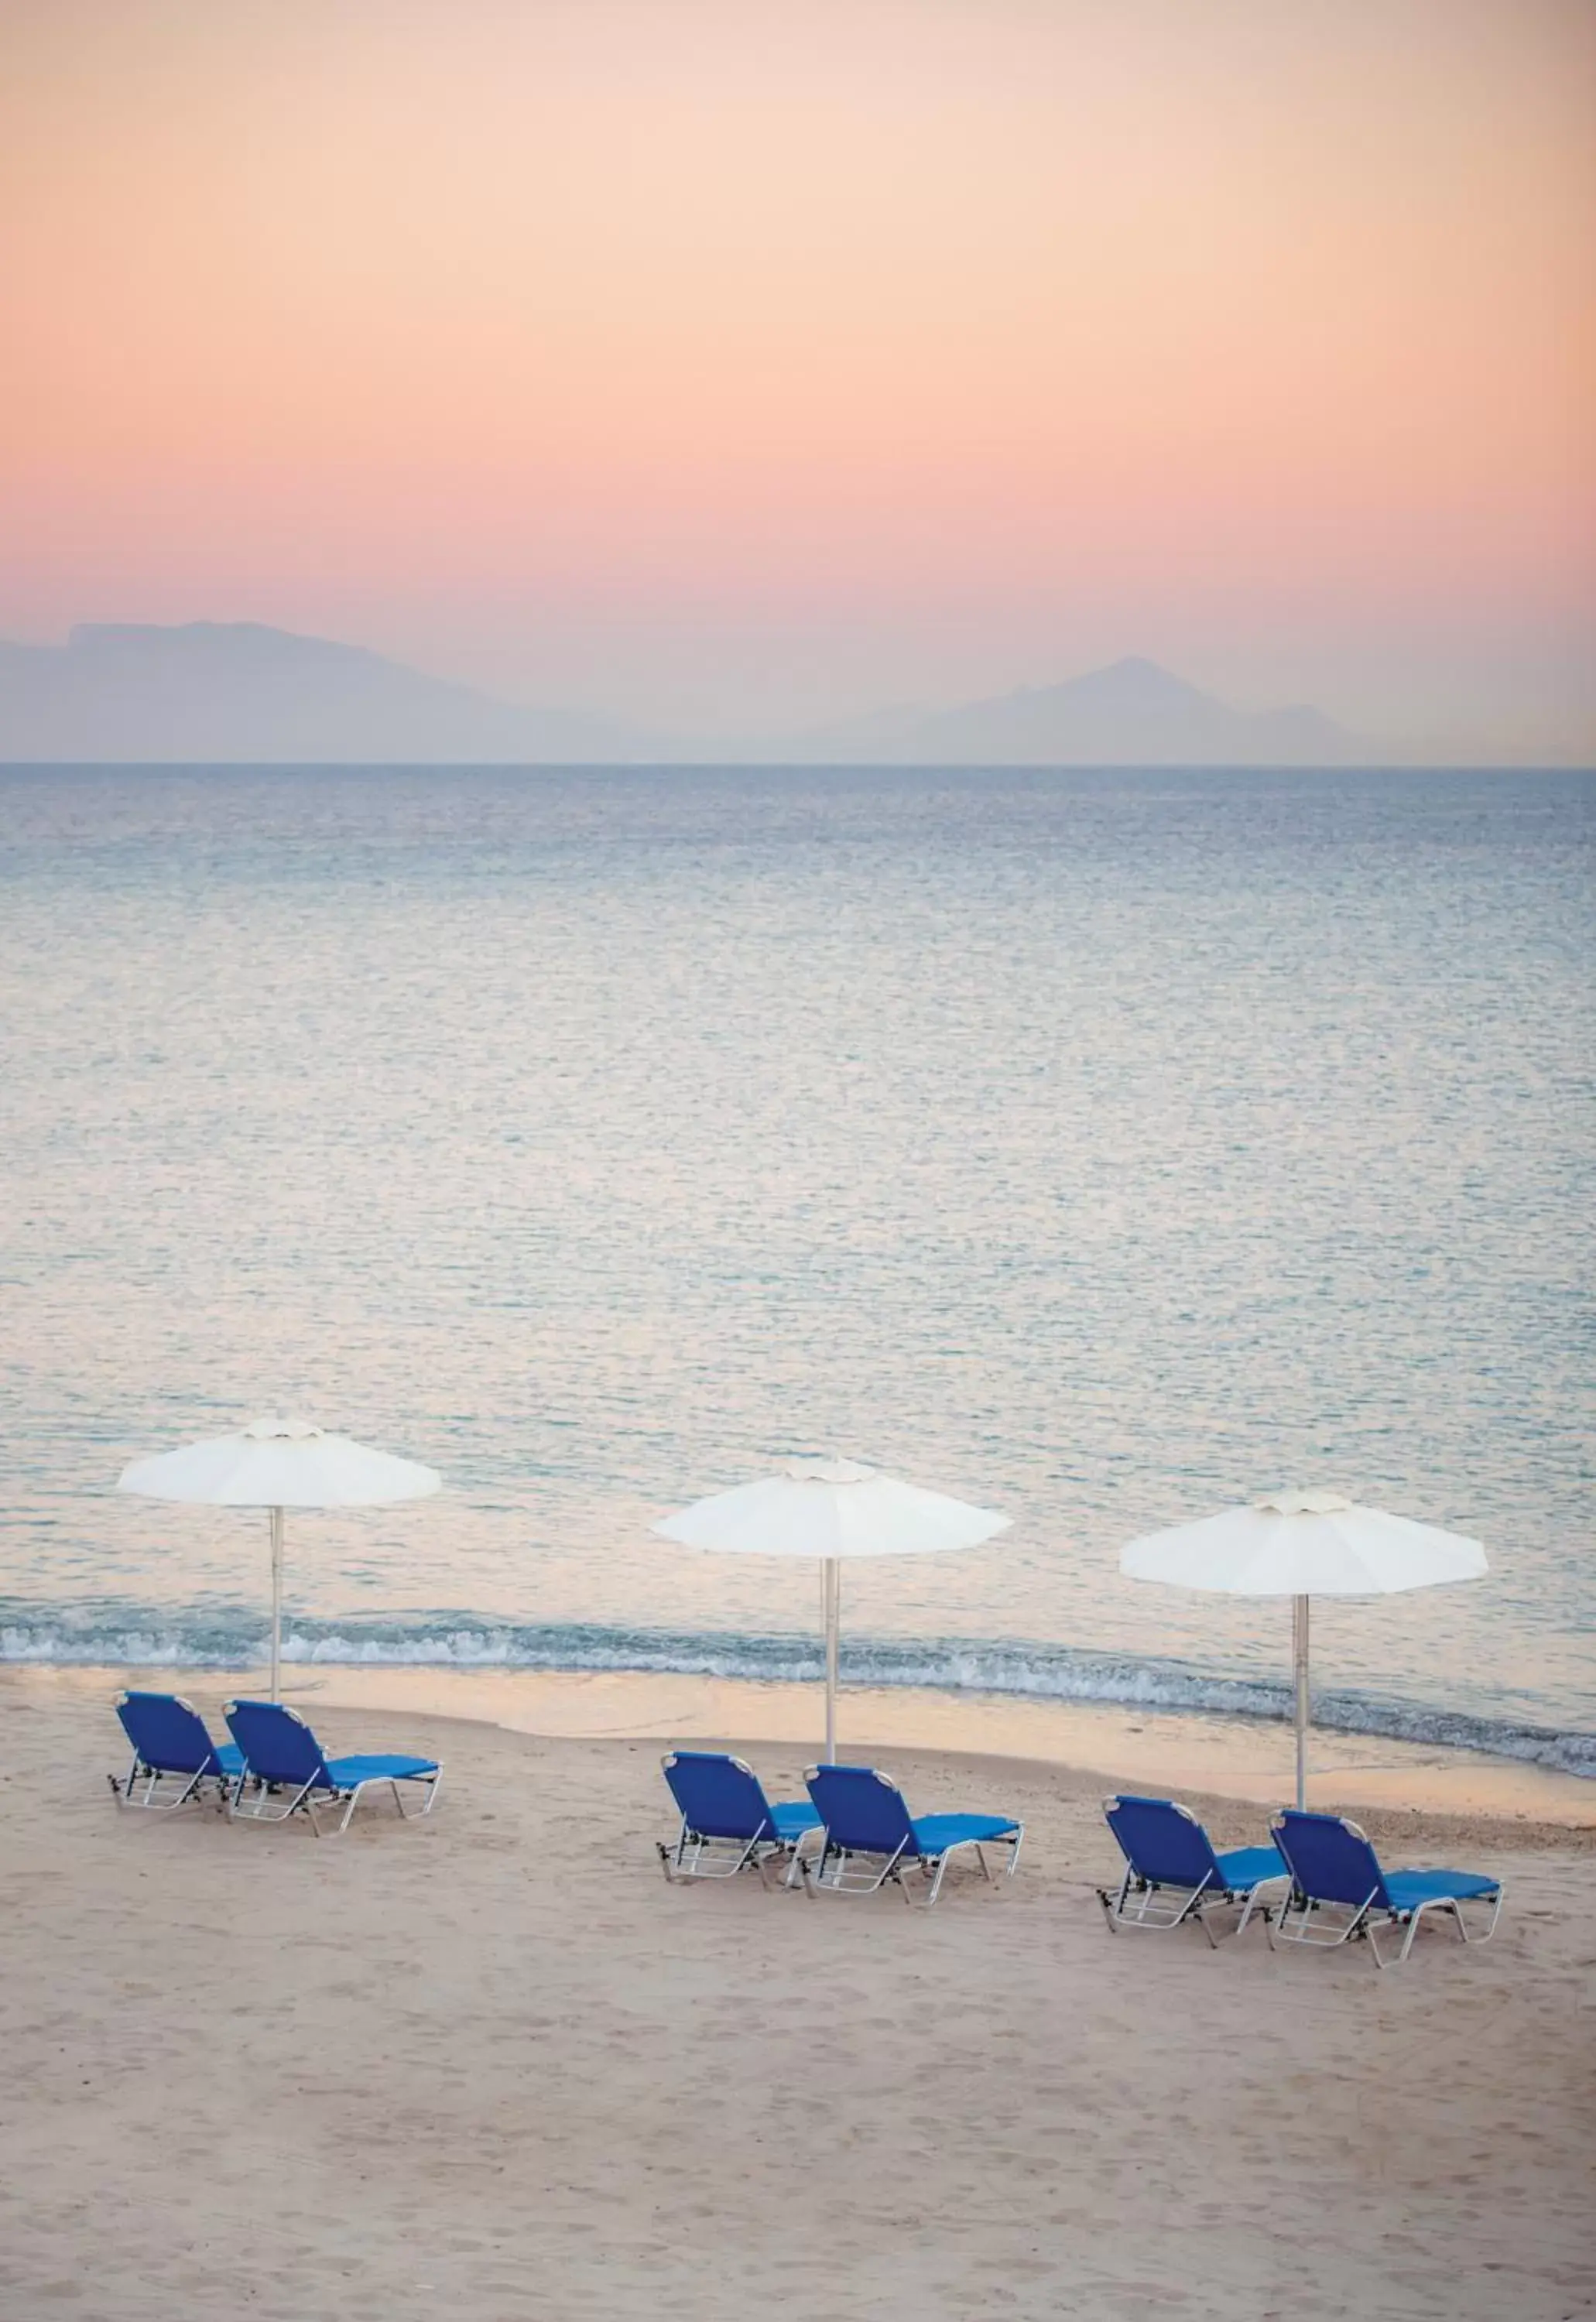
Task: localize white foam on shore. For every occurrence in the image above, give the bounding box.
[4,1606,1591,1779]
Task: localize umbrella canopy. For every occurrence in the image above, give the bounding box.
[652,1458,1009,1760]
[1120,1489,1487,1806]
[118,1414,441,1700]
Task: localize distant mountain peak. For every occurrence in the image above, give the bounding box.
[843,655,1365,767]
[1046,655,1209,705]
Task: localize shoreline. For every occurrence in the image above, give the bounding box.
[6,1604,1587,1781]
[23,1657,1592,1835]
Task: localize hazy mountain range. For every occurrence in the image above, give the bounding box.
[0,621,1370,765]
[0,624,639,765]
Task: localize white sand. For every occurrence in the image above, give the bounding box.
[2,1670,1592,2321]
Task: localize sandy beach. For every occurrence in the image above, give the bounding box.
[3,1668,1592,2321]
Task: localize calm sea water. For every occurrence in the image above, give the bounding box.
[1,765,1591,1772]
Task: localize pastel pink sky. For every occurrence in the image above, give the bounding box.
[2,0,1592,752]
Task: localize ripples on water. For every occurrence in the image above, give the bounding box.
[1,765,1591,1762]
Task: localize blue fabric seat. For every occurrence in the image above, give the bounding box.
[908,1812,1022,1852]
[1382,1868,1499,1909]
[111,1690,246,1811]
[1098,1795,1287,1942]
[224,1700,442,1837]
[802,1763,1024,1906]
[324,1752,441,1785]
[1269,1809,1503,1968]
[658,1751,823,1886]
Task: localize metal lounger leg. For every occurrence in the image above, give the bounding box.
[286,1775,322,1826]
[1099,1864,1134,1931]
[809,1836,909,1898]
[800,1834,830,1896]
[660,1820,764,1884]
[1269,1886,1379,1956]
[1235,1875,1287,1940]
[923,1839,987,1907]
[1450,1888,1504,1947]
[1105,1868,1218,1935]
[336,1782,372,1834]
[385,1770,440,1820]
[230,1771,321,1827]
[1392,1889,1502,1966]
[121,1759,207,1812]
[1368,1910,1406,1968]
[1474,1887,1504,1943]
[785,1828,821,1889]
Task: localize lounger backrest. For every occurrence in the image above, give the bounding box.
[115,1690,221,1776]
[661,1751,775,1841]
[224,1700,334,1791]
[1105,1795,1224,1889]
[1272,1810,1392,1909]
[805,1764,920,1859]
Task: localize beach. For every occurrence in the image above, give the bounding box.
[4,1667,1592,2322]
[6,4,1594,2311]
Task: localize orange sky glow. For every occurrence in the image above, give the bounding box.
[2,0,1592,752]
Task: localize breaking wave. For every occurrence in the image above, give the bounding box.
[4,1602,1591,1779]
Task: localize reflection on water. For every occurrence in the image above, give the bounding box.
[1,765,1591,1757]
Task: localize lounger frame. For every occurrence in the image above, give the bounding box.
[798,1766,1025,1906]
[1266,1813,1504,1969]
[224,1700,442,1837]
[108,1691,239,1813]
[656,1752,820,1888]
[1097,1797,1285,1946]
[111,1755,222,1813]
[228,1765,443,1837]
[1098,1860,1278,1945]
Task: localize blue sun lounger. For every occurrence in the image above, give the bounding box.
[1268,1808,1502,1968]
[801,1763,1024,1905]
[111,1690,245,1811]
[658,1750,823,1886]
[1098,1795,1286,1942]
[223,1700,442,1836]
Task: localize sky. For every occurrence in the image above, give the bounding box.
[2,0,1592,757]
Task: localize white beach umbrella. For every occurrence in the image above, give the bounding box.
[1119,1489,1487,1808]
[652,1458,1010,1762]
[117,1415,442,1701]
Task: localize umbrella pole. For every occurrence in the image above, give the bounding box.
[823,1557,840,1765]
[269,1506,285,1704]
[1293,1593,1310,1810]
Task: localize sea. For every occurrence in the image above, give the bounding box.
[1,762,1591,1776]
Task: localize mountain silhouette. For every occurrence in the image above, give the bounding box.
[807,656,1361,765]
[0,622,644,763]
[0,625,1363,765]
